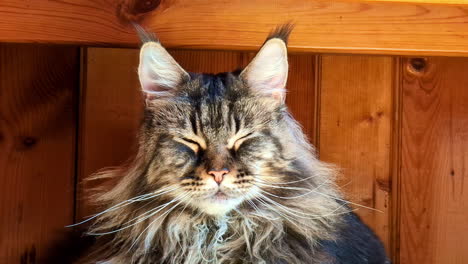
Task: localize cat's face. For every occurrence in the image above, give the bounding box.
[137,33,291,216]
[143,77,288,215]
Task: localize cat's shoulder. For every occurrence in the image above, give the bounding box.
[319,211,391,264]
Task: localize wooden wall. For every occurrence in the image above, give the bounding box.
[398,58,468,263]
[0,44,79,263]
[1,46,468,263]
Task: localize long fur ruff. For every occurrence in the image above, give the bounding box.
[78,115,349,264]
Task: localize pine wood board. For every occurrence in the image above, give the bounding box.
[2,0,468,56]
[318,54,394,254]
[398,57,468,264]
[0,44,78,263]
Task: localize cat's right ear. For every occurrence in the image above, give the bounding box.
[240,24,293,103]
[138,41,189,98]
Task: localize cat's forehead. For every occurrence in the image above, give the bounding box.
[182,72,255,120]
[185,71,244,99]
[146,71,280,135]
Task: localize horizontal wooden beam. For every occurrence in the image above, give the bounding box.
[1,0,468,56]
[379,0,468,3]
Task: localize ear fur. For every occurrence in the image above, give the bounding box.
[241,24,293,102]
[138,42,189,98]
[134,24,189,98]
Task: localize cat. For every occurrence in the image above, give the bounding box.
[56,24,390,264]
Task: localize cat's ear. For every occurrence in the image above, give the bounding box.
[138,41,189,98]
[240,25,292,102]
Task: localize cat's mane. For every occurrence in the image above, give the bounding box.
[77,115,347,264]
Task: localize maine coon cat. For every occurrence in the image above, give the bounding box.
[65,25,389,264]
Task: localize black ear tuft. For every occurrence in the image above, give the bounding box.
[132,23,158,44]
[265,23,295,45]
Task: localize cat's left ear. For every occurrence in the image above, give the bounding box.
[240,31,290,102]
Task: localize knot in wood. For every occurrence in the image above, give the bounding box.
[130,0,161,14]
[117,0,161,24]
[409,58,427,72]
[22,137,37,148]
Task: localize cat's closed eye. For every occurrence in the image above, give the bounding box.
[228,132,254,151]
[174,137,205,153]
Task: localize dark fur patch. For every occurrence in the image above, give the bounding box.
[319,210,391,264]
[42,229,95,264]
[265,23,294,45]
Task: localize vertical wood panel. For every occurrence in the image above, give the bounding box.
[77,48,317,218]
[77,48,143,219]
[286,55,317,143]
[399,57,468,264]
[0,44,78,263]
[391,57,402,262]
[318,55,394,253]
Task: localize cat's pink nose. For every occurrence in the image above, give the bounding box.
[208,169,229,184]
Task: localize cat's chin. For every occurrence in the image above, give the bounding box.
[195,195,243,217]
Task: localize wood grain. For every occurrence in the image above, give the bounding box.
[285,55,317,143]
[390,57,403,262]
[0,44,78,263]
[398,57,468,264]
[76,48,143,219]
[378,0,466,4]
[318,55,394,254]
[77,48,318,217]
[2,0,468,56]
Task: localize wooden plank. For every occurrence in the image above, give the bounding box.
[76,48,143,219]
[285,55,317,143]
[398,57,468,264]
[318,55,394,254]
[378,0,466,3]
[0,44,78,263]
[77,48,317,218]
[391,57,403,261]
[2,1,468,56]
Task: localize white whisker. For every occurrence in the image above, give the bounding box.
[255,174,320,185]
[255,180,329,200]
[130,193,190,251]
[172,196,191,224]
[256,194,322,219]
[87,193,187,236]
[254,197,305,231]
[257,193,352,221]
[67,186,180,227]
[246,200,280,221]
[255,182,382,213]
